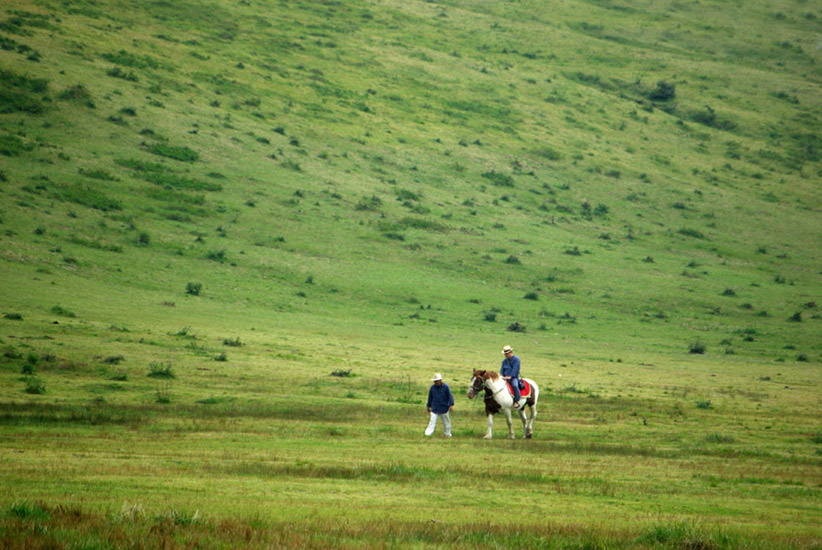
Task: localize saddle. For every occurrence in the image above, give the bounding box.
[506,379,531,399]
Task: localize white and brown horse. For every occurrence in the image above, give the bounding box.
[467,369,538,439]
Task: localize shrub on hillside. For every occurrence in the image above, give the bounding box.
[205,249,226,263]
[0,134,35,156]
[50,305,76,317]
[481,170,514,187]
[689,341,706,354]
[185,282,202,296]
[59,184,122,211]
[148,362,174,379]
[648,80,676,102]
[0,69,48,114]
[688,105,736,131]
[355,196,382,211]
[535,146,562,161]
[678,228,705,239]
[507,322,526,333]
[24,376,46,394]
[148,144,199,162]
[57,84,95,108]
[79,168,118,181]
[105,67,138,81]
[155,386,172,404]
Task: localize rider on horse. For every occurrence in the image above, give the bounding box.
[500,345,522,408]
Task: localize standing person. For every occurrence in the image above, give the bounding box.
[500,345,522,408]
[425,373,454,437]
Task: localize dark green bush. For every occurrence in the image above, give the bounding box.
[481,170,514,187]
[0,134,34,156]
[24,376,46,394]
[105,67,138,81]
[678,228,705,239]
[648,80,676,101]
[149,144,199,162]
[148,362,175,378]
[59,184,122,211]
[206,250,226,263]
[355,196,382,211]
[507,322,526,333]
[79,168,118,181]
[185,282,202,296]
[689,341,706,354]
[0,69,48,114]
[50,305,76,317]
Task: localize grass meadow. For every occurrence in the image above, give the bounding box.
[0,0,820,547]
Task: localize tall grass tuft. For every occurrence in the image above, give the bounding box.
[148,362,175,379]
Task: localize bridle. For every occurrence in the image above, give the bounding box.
[469,374,506,400]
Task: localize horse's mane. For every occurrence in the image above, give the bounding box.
[484,371,500,382]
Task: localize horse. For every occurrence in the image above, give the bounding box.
[467,369,538,439]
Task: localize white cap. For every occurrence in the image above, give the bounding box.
[431,373,443,381]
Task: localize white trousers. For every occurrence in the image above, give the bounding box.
[425,411,451,437]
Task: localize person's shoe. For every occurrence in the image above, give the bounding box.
[512,402,520,409]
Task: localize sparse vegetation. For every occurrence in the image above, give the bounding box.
[147,362,175,379]
[0,0,819,546]
[689,341,706,354]
[186,282,203,296]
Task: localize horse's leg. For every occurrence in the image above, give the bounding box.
[505,409,515,439]
[525,404,537,439]
[484,414,494,439]
[519,408,527,437]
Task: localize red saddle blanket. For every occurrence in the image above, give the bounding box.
[506,379,531,398]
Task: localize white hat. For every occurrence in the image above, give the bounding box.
[502,345,514,354]
[431,373,443,381]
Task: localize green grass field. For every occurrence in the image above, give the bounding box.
[1,0,820,547]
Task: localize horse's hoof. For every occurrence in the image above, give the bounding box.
[508,435,516,440]
[525,433,532,439]
[483,435,492,440]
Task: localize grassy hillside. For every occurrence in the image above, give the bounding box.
[0,0,820,547]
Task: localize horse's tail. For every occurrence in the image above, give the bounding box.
[524,378,539,404]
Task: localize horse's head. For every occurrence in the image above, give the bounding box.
[467,369,487,399]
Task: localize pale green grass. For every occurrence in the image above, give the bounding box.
[1,0,821,546]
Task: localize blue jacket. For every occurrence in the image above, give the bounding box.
[427,383,454,414]
[500,355,521,379]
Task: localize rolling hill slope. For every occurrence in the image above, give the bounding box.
[1,1,822,547]
[1,0,820,371]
